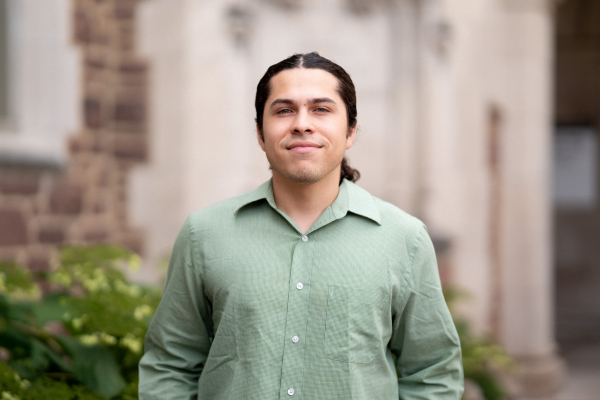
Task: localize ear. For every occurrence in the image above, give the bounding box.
[257,124,266,152]
[346,124,357,150]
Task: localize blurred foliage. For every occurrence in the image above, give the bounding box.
[444,288,515,400]
[0,244,515,399]
[0,245,161,399]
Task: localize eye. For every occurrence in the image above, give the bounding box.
[314,107,329,113]
[276,108,293,114]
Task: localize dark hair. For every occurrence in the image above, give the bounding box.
[254,52,360,183]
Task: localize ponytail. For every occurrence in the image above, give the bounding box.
[340,157,360,184]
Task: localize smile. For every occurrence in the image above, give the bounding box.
[287,142,322,154]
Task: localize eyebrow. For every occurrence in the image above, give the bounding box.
[269,97,337,109]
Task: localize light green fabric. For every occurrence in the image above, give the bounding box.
[139,179,463,400]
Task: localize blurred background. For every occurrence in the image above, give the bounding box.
[0,0,599,398]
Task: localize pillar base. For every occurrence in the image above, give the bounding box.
[514,352,566,398]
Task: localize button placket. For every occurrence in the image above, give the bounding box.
[279,236,314,399]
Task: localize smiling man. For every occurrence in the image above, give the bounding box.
[139,52,463,399]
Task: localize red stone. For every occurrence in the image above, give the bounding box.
[38,228,65,244]
[50,180,83,215]
[84,228,108,242]
[0,171,39,194]
[119,60,147,74]
[85,98,102,128]
[114,4,135,20]
[114,134,147,161]
[74,10,91,43]
[0,210,28,245]
[27,256,49,273]
[114,101,145,123]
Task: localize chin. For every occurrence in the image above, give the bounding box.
[287,174,322,185]
[273,165,325,185]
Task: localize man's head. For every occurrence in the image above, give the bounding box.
[255,52,360,184]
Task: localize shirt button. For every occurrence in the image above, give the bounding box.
[288,388,295,396]
[301,235,308,242]
[292,336,299,343]
[296,282,303,290]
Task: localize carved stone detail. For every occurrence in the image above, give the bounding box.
[346,0,389,15]
[227,3,253,47]
[260,0,302,11]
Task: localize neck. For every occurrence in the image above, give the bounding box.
[272,167,341,234]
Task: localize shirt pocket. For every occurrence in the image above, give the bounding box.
[324,285,391,364]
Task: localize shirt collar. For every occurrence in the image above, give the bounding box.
[234,178,381,226]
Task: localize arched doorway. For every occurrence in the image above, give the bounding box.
[554,0,600,385]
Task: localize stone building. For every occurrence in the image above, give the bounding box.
[0,0,148,277]
[1,0,599,398]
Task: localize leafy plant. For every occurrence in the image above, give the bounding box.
[0,245,162,398]
[444,288,515,400]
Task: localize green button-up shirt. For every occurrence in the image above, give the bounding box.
[139,179,463,399]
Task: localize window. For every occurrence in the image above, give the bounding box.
[0,0,80,166]
[553,125,598,210]
[0,0,11,125]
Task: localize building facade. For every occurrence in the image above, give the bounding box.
[3,0,599,397]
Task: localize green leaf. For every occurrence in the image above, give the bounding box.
[0,261,36,292]
[32,338,73,373]
[57,336,126,398]
[31,292,71,325]
[0,294,33,323]
[0,328,32,358]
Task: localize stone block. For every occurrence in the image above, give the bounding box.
[117,230,144,255]
[114,1,136,20]
[0,171,40,195]
[114,101,145,123]
[27,255,49,273]
[68,134,95,154]
[119,59,146,74]
[38,227,65,244]
[50,180,83,215]
[83,226,109,242]
[74,8,91,43]
[0,210,28,246]
[516,353,566,397]
[114,134,147,161]
[85,97,103,128]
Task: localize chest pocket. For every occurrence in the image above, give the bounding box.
[324,285,390,364]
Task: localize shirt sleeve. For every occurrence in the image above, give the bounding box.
[139,216,213,400]
[389,223,464,399]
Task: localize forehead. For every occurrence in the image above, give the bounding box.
[268,68,341,101]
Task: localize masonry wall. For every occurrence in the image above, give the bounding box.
[0,0,148,278]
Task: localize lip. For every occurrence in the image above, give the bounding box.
[287,141,321,153]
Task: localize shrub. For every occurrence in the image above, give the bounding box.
[444,288,514,400]
[0,245,162,399]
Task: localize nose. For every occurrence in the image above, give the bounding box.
[292,109,314,134]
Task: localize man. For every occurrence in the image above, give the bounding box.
[139,52,463,399]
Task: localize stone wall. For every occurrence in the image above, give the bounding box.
[0,0,148,277]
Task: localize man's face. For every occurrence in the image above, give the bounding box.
[258,68,356,185]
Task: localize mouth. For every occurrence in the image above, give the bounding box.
[287,141,322,154]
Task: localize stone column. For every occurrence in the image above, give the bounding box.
[385,0,420,212]
[495,0,564,396]
[133,0,260,278]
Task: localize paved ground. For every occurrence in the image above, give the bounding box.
[537,341,600,400]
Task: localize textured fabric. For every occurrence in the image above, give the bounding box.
[139,179,463,400]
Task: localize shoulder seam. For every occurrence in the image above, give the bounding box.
[406,223,426,291]
[186,215,202,275]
